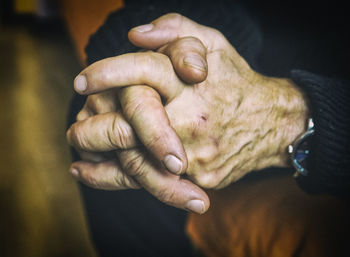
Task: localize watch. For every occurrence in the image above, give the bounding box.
[288,118,315,177]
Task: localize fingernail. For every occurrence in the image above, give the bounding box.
[186,200,205,214]
[163,155,183,175]
[75,75,87,92]
[70,168,79,178]
[133,23,154,33]
[183,55,207,72]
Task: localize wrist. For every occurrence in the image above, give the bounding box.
[249,73,310,169]
[272,77,310,167]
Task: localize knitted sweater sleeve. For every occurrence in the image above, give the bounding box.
[291,70,350,196]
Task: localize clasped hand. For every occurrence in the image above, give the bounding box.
[67,14,308,214]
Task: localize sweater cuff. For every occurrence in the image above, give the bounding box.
[290,69,350,196]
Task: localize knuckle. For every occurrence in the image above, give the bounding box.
[179,36,202,47]
[191,144,220,166]
[122,87,160,123]
[122,97,145,123]
[209,28,228,47]
[112,171,128,188]
[114,173,126,188]
[76,110,88,121]
[115,173,140,189]
[122,153,146,177]
[210,28,224,38]
[164,12,183,22]
[191,172,219,189]
[68,124,89,150]
[81,172,101,189]
[108,115,134,149]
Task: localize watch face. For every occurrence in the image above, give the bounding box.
[290,118,314,176]
[295,140,310,163]
[292,129,314,176]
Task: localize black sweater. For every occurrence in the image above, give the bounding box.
[85,0,350,196]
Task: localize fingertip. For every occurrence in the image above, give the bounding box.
[131,23,154,33]
[180,68,208,85]
[163,154,184,175]
[128,24,156,49]
[128,23,178,50]
[161,136,188,176]
[69,165,80,178]
[186,200,205,214]
[74,75,87,93]
[178,55,208,84]
[183,55,207,73]
[200,191,211,214]
[184,187,210,214]
[158,36,208,84]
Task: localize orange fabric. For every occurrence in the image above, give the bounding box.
[187,172,349,257]
[59,0,124,65]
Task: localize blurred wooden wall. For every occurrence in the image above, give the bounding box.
[0,23,96,257]
[14,0,36,13]
[1,1,127,256]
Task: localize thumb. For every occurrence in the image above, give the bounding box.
[128,13,221,51]
[129,13,214,84]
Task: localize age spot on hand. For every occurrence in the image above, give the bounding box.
[200,114,208,121]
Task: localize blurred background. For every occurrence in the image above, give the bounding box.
[0,0,122,256]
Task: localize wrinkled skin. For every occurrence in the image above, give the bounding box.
[67,14,309,213]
